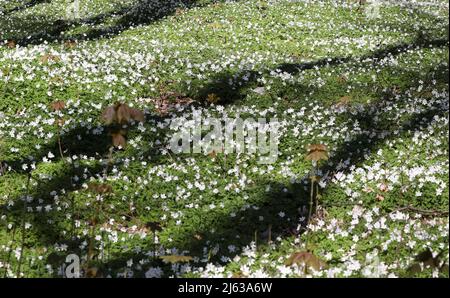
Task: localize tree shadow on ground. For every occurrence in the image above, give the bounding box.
[1,23,448,277]
[191,70,261,105]
[87,39,449,276]
[95,86,447,276]
[1,0,206,46]
[79,179,309,277]
[0,0,51,15]
[319,83,449,206]
[191,35,448,106]
[0,111,176,277]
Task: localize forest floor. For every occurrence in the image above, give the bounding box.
[0,0,448,277]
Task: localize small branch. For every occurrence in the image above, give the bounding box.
[320,201,365,208]
[57,133,65,161]
[16,173,32,278]
[3,225,16,278]
[388,205,449,217]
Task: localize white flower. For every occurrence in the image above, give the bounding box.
[145,267,163,278]
[126,259,133,267]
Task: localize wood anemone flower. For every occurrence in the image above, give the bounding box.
[305,144,328,162]
[102,102,145,125]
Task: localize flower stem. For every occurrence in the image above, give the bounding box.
[307,177,314,227]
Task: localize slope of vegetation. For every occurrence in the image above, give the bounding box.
[0,0,448,277]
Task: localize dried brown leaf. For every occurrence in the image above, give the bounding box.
[160,255,193,264]
[337,75,348,83]
[207,93,220,104]
[306,144,328,162]
[111,131,127,148]
[337,96,351,106]
[116,104,131,124]
[50,100,66,111]
[6,40,16,49]
[129,108,145,123]
[88,182,113,194]
[285,251,327,271]
[40,54,60,63]
[57,118,65,126]
[102,106,117,125]
[64,40,77,49]
[86,267,99,278]
[102,103,145,125]
[232,271,247,278]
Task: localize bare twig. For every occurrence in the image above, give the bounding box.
[388,206,449,217]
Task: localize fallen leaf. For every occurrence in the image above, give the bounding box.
[175,7,185,16]
[111,131,127,148]
[64,40,77,48]
[306,144,328,162]
[129,107,145,123]
[336,96,351,106]
[160,255,193,264]
[87,182,113,194]
[50,100,66,111]
[285,251,327,271]
[232,271,247,278]
[6,40,16,49]
[337,75,348,83]
[57,118,65,126]
[85,267,99,278]
[207,150,217,158]
[102,103,145,125]
[116,104,132,124]
[40,54,60,63]
[207,93,220,104]
[102,106,116,125]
